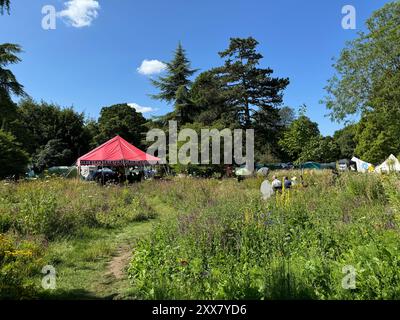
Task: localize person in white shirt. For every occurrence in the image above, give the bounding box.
[271,175,282,192]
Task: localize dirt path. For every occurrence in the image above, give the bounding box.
[93,197,175,299]
[39,196,175,300]
[107,246,132,280]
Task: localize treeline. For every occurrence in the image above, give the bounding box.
[0,96,147,177]
[1,1,399,178]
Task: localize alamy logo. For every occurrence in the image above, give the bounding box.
[42,5,57,30]
[41,265,56,290]
[146,121,255,173]
[342,265,356,290]
[342,5,356,30]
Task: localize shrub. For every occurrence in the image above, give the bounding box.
[0,130,29,179]
[0,234,44,299]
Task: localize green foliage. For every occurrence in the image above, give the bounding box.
[94,103,147,147]
[0,43,25,138]
[0,179,157,239]
[0,234,43,299]
[323,1,400,121]
[190,71,233,126]
[323,2,400,163]
[0,130,29,179]
[278,115,320,161]
[333,124,357,159]
[215,37,289,129]
[353,69,400,164]
[174,85,195,124]
[33,139,73,172]
[298,136,340,163]
[17,99,91,171]
[0,0,10,14]
[278,106,296,128]
[0,43,25,98]
[151,43,197,104]
[128,173,400,299]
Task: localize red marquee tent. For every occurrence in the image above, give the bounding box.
[77,135,160,167]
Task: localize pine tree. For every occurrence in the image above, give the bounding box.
[215,37,289,129]
[0,0,10,14]
[0,43,26,132]
[174,85,194,124]
[151,43,197,104]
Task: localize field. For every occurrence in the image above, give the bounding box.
[1,171,400,300]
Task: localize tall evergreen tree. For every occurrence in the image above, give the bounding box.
[215,37,289,129]
[151,43,197,124]
[0,43,25,100]
[190,71,234,127]
[174,85,194,124]
[0,43,26,134]
[0,0,10,14]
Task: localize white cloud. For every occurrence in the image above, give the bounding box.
[137,59,167,76]
[58,0,100,28]
[128,103,155,114]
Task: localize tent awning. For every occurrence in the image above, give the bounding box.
[77,136,160,166]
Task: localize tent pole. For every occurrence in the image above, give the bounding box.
[102,162,104,185]
[123,159,128,185]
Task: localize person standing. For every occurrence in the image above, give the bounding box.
[284,176,292,189]
[271,175,282,192]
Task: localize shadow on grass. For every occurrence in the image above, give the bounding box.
[37,289,118,300]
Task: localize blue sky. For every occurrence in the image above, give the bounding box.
[0,0,392,135]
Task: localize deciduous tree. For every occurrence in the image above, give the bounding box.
[95,103,147,148]
[0,130,29,179]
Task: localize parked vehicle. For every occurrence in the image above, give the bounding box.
[87,168,119,184]
[338,159,349,171]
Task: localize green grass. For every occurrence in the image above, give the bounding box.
[2,172,400,300]
[38,221,154,300]
[127,172,400,300]
[0,179,164,299]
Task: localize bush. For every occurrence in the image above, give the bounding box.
[0,234,44,299]
[0,130,29,179]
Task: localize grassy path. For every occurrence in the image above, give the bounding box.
[40,196,174,300]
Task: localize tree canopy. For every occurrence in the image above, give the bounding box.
[0,130,29,179]
[0,0,10,14]
[215,37,289,129]
[323,1,400,121]
[94,103,147,148]
[151,43,197,104]
[279,114,320,162]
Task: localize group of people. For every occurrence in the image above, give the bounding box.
[270,175,307,192]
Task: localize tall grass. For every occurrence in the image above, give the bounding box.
[0,178,157,299]
[1,172,399,299]
[0,178,156,239]
[128,171,400,299]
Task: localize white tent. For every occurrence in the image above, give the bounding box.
[375,154,400,173]
[257,167,269,177]
[351,157,374,173]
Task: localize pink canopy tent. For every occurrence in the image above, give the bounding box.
[77,135,160,167]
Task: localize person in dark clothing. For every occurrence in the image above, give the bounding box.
[284,176,292,189]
